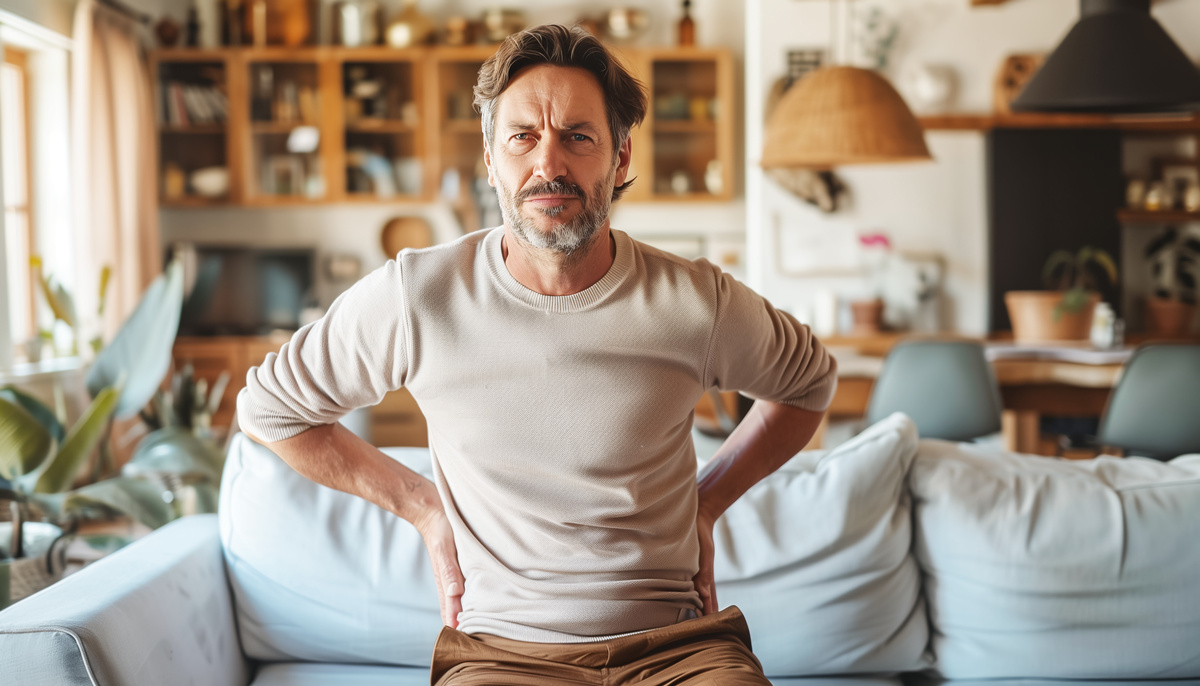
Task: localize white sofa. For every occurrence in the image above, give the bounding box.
[3,413,1200,685]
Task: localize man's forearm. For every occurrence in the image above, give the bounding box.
[245,422,443,527]
[696,400,825,521]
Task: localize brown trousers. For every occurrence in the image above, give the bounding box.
[430,605,771,685]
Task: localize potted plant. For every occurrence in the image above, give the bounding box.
[0,258,219,608]
[1143,225,1200,336]
[1005,246,1118,343]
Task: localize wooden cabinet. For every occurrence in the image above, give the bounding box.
[626,48,735,202]
[172,335,428,447]
[151,45,735,208]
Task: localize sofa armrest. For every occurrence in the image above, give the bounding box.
[0,514,250,686]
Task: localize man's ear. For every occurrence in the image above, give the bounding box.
[613,134,633,188]
[483,140,496,188]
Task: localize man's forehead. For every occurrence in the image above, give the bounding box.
[496,65,607,125]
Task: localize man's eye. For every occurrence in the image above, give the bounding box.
[571,134,589,142]
[513,133,529,140]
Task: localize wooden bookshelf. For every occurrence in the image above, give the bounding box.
[151,45,737,207]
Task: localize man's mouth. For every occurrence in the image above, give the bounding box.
[525,195,579,205]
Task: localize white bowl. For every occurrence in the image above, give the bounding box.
[190,166,229,198]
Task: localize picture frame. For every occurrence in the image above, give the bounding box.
[1155,157,1200,209]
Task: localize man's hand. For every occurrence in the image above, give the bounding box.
[693,507,719,616]
[415,507,466,629]
[248,424,467,628]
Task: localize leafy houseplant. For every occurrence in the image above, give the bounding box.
[1004,246,1119,343]
[0,258,210,607]
[1143,225,1200,335]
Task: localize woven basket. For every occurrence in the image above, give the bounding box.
[1,522,67,607]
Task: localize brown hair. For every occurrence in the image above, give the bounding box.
[474,24,647,200]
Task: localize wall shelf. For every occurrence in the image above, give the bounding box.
[919,112,1200,132]
[1117,209,1200,224]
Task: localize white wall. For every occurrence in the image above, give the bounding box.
[745,0,1200,336]
[159,0,749,302]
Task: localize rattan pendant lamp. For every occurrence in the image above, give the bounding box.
[761,0,931,170]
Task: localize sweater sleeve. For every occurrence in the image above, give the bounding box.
[236,259,409,442]
[704,268,838,412]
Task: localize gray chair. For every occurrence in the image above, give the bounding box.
[865,339,1003,442]
[1097,343,1200,461]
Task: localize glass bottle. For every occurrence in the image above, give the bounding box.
[677,0,695,46]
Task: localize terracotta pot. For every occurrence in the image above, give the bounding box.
[1145,297,1198,336]
[1004,290,1099,343]
[850,298,884,335]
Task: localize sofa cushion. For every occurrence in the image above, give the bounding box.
[911,439,1200,679]
[249,662,430,685]
[713,413,931,676]
[219,434,442,666]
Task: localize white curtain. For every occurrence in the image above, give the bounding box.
[71,0,159,346]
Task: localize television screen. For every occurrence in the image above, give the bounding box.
[172,245,315,336]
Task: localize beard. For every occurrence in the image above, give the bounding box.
[495,172,615,257]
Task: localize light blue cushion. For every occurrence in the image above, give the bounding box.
[714,413,931,676]
[912,440,1200,678]
[219,434,442,666]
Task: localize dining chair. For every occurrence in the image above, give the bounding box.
[865,339,1003,442]
[1097,343,1200,461]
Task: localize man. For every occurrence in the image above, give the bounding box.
[238,24,836,685]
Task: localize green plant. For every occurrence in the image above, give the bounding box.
[1042,246,1119,319]
[30,257,111,356]
[1145,225,1200,304]
[140,364,230,438]
[0,258,196,562]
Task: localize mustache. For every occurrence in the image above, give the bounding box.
[516,181,586,202]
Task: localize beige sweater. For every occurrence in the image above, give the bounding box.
[238,227,837,642]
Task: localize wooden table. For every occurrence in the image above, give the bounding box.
[825,337,1127,456]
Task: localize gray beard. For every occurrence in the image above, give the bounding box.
[496,176,613,257]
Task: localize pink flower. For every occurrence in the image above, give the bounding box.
[859,233,892,249]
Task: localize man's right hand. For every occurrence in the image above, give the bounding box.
[416,507,466,629]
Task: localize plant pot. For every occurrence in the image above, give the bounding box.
[0,522,66,608]
[1004,290,1099,343]
[1145,297,1198,336]
[850,298,885,335]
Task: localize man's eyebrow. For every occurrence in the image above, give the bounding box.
[499,121,603,134]
[562,121,601,133]
[503,122,540,132]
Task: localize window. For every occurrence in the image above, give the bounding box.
[2,46,35,356]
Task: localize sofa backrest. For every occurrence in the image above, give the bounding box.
[218,414,931,677]
[911,439,1200,679]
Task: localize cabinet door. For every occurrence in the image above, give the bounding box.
[428,46,498,234]
[370,388,428,447]
[338,48,427,201]
[241,49,329,203]
[171,337,246,431]
[639,48,734,202]
[154,51,238,206]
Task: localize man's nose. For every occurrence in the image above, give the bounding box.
[532,134,568,182]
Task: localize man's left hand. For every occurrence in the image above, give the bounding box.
[693,508,718,616]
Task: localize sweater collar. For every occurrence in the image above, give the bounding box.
[484,226,634,313]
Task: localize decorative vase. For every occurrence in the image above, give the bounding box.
[850,298,885,335]
[385,0,434,48]
[1004,290,1100,343]
[1145,296,1197,336]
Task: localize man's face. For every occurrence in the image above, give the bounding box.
[485,64,632,256]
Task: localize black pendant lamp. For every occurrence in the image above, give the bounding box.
[1012,0,1200,114]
